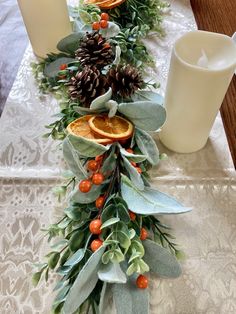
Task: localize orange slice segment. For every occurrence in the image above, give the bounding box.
[88,115,133,140]
[67,116,113,145]
[99,0,126,9]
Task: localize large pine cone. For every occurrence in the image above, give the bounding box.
[107,65,144,99]
[75,32,114,68]
[68,66,108,107]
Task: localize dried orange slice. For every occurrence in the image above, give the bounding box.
[99,0,126,9]
[88,115,133,140]
[67,116,113,145]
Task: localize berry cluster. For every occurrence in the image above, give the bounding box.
[92,13,109,31]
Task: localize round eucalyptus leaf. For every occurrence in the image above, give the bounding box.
[44,57,75,78]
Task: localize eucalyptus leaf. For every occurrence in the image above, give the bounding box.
[122,155,144,190]
[71,184,102,204]
[98,262,127,283]
[101,217,120,229]
[63,138,88,179]
[131,91,164,104]
[143,239,181,278]
[113,231,131,250]
[118,101,166,131]
[62,246,106,314]
[44,57,75,78]
[121,175,191,215]
[68,134,109,157]
[135,128,159,165]
[57,32,85,54]
[100,22,120,38]
[79,10,92,24]
[90,88,112,110]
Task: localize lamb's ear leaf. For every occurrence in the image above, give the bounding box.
[100,22,120,38]
[121,155,144,191]
[71,184,102,204]
[121,175,191,215]
[90,88,112,110]
[62,246,106,314]
[44,57,75,78]
[57,32,85,54]
[98,262,127,283]
[135,128,159,165]
[143,239,182,278]
[131,91,164,105]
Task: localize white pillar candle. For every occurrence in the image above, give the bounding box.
[17,0,72,58]
[159,31,236,153]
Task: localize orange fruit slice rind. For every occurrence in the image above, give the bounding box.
[88,115,133,140]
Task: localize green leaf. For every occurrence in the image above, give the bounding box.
[99,283,111,314]
[64,248,85,267]
[98,262,127,283]
[122,155,144,190]
[143,239,182,278]
[90,88,112,110]
[63,246,106,314]
[63,138,88,179]
[113,231,131,250]
[113,45,121,66]
[44,57,75,78]
[64,205,81,221]
[79,10,92,24]
[57,32,85,54]
[48,252,60,269]
[119,145,147,163]
[116,203,130,223]
[101,217,120,229]
[100,22,120,38]
[71,184,102,204]
[118,101,166,131]
[32,271,43,287]
[101,204,116,223]
[51,239,69,251]
[69,231,84,252]
[131,91,164,104]
[135,128,159,165]
[101,145,117,173]
[68,134,109,157]
[121,175,191,215]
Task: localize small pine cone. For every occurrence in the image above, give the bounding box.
[107,65,144,98]
[68,66,108,107]
[76,32,114,68]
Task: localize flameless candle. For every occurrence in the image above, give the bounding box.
[17,0,72,58]
[159,31,236,153]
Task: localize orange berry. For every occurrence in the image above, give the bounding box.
[126,148,134,154]
[103,42,111,49]
[92,22,100,30]
[79,180,92,193]
[60,64,67,70]
[87,160,99,172]
[136,167,142,174]
[92,173,104,185]
[100,20,108,29]
[95,155,103,162]
[131,161,137,167]
[89,219,102,235]
[91,239,103,252]
[96,195,105,209]
[129,211,136,221]
[136,275,148,289]
[140,228,148,241]
[101,13,109,21]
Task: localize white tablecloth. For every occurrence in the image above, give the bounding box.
[0,1,235,313]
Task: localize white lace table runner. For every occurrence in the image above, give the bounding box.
[0,1,235,313]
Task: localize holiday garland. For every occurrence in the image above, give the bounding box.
[32,2,190,314]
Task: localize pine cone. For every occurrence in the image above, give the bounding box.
[107,65,144,98]
[75,32,114,68]
[68,66,108,107]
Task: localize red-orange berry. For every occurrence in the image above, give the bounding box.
[79,180,92,193]
[96,195,105,209]
[136,167,142,174]
[101,13,109,21]
[129,211,136,221]
[136,275,148,289]
[140,228,148,241]
[95,155,103,163]
[89,219,102,235]
[103,42,111,49]
[92,173,104,185]
[87,160,99,172]
[91,239,103,252]
[59,64,67,70]
[100,20,108,29]
[126,148,134,154]
[131,161,137,167]
[92,21,100,30]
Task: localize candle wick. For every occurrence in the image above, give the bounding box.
[197,49,209,68]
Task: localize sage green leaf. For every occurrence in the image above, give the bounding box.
[101,217,120,229]
[122,155,144,190]
[71,184,102,204]
[112,277,149,314]
[79,10,92,24]
[57,32,85,54]
[131,91,163,104]
[48,252,60,269]
[51,239,69,251]
[101,147,117,173]
[101,204,116,223]
[135,128,159,165]
[113,231,131,250]
[90,88,112,110]
[32,271,43,287]
[100,22,120,38]
[69,231,84,252]
[98,262,127,283]
[62,246,106,314]
[119,145,147,162]
[99,283,112,314]
[68,134,109,157]
[121,175,191,214]
[116,203,130,223]
[64,248,85,267]
[64,205,81,221]
[118,101,166,131]
[44,57,75,78]
[143,239,181,278]
[63,138,88,179]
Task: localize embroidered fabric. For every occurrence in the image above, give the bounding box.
[0,1,235,313]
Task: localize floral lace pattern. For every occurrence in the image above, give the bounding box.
[0,0,235,313]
